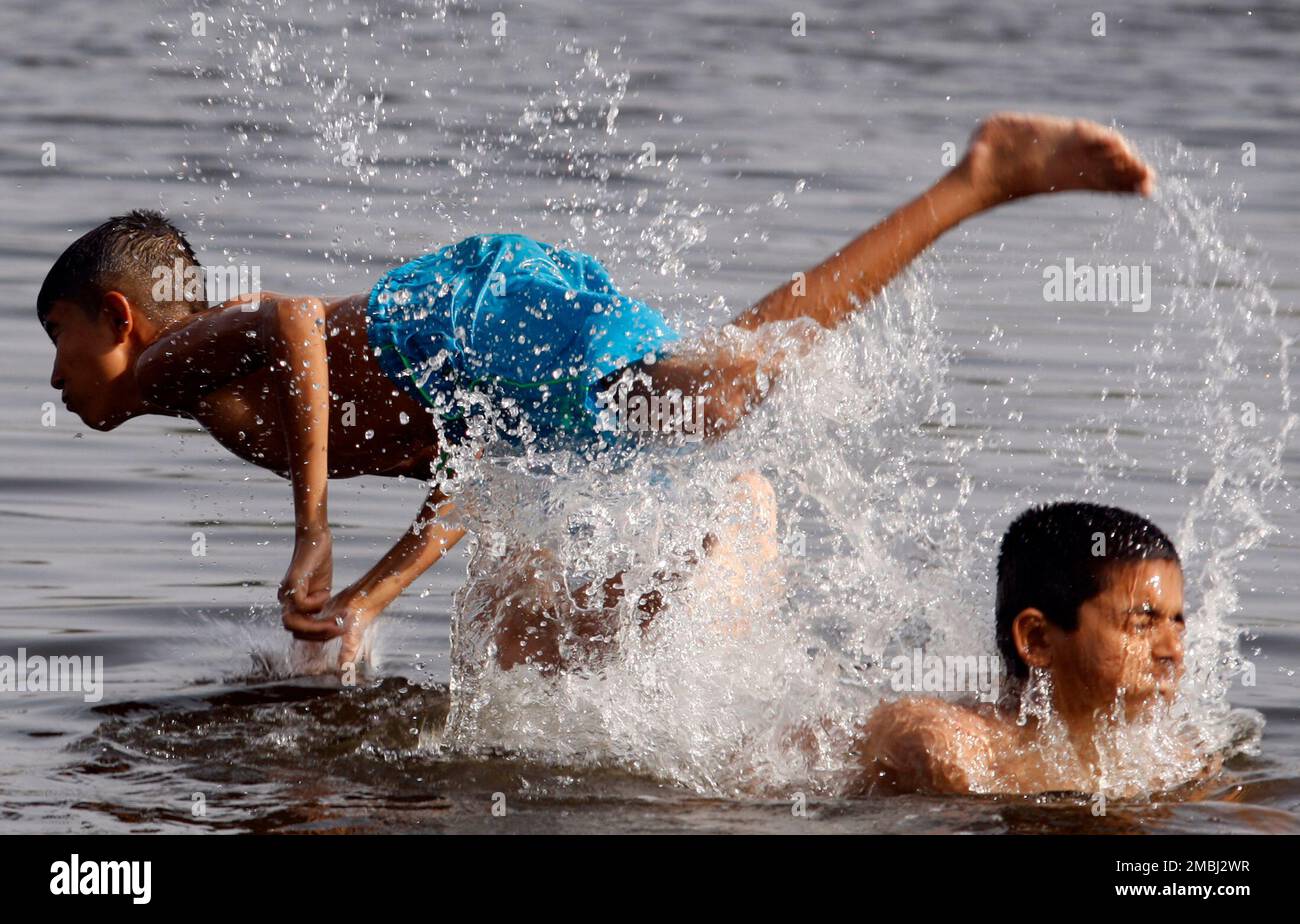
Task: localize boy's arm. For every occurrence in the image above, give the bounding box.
[138,294,334,616]
[282,486,467,668]
[259,296,333,618]
[342,488,465,620]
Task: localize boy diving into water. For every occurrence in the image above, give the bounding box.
[38,113,1155,689]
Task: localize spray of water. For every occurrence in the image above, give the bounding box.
[168,2,1289,799]
[431,155,1287,797]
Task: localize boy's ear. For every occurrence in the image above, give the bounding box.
[1012,607,1053,671]
[99,290,135,342]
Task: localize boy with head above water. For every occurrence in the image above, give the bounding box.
[38,113,1154,670]
[846,501,1198,796]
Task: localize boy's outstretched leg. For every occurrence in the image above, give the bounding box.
[634,113,1155,440]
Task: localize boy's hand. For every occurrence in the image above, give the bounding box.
[326,590,382,670]
[281,584,381,671]
[279,527,333,625]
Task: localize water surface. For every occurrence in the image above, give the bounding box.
[1,0,1298,832]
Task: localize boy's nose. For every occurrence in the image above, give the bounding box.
[1152,619,1184,665]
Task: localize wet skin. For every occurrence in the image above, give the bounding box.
[180,297,443,481]
[46,294,441,480]
[45,290,468,666]
[43,112,1158,672]
[1028,558,1186,723]
[853,559,1192,795]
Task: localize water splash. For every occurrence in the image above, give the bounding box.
[429,144,1288,799]
[162,6,1291,799]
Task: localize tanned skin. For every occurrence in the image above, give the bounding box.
[43,113,1155,674]
[852,559,1196,795]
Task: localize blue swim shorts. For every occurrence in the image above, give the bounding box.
[365,233,681,456]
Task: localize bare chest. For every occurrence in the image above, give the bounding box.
[187,331,441,481]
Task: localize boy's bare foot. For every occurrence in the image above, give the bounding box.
[962,112,1155,204]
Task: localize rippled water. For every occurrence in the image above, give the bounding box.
[2,0,1298,832]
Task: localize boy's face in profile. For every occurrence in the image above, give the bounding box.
[43,297,136,431]
[1043,559,1186,720]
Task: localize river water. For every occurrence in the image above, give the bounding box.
[1,0,1297,832]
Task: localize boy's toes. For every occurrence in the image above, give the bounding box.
[1117,158,1154,196]
[1086,129,1155,195]
[1116,149,1156,196]
[1103,147,1154,195]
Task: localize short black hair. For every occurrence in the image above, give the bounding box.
[37,209,203,329]
[995,501,1181,679]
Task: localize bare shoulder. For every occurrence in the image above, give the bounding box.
[853,696,998,795]
[135,292,318,413]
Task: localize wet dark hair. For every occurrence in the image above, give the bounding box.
[37,209,203,329]
[995,501,1180,679]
